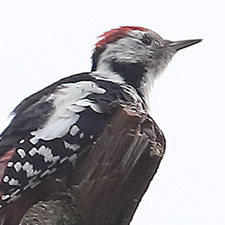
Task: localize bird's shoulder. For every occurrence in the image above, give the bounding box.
[0,72,135,153]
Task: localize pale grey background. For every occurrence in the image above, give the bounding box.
[0,1,224,224]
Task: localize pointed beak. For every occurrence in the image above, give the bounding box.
[167,39,202,51]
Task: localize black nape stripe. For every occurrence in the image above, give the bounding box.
[111,61,147,89]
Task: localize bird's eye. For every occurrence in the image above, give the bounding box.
[141,35,152,45]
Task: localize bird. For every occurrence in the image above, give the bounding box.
[0,26,201,224]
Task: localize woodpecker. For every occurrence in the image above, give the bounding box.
[0,26,201,224]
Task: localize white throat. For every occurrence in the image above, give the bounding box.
[139,70,158,111]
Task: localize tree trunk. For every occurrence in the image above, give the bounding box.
[21,102,166,225]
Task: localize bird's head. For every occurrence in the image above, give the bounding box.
[91,26,202,105]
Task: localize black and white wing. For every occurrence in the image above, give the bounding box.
[0,73,135,214]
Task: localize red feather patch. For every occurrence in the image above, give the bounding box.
[0,149,15,183]
[95,26,148,48]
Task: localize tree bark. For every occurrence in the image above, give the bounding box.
[20,102,166,225]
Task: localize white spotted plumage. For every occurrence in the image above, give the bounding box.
[13,162,22,172]
[28,147,38,157]
[17,149,26,159]
[8,178,20,186]
[2,176,9,183]
[36,146,60,163]
[0,77,115,213]
[70,125,80,136]
[63,141,80,152]
[0,79,111,213]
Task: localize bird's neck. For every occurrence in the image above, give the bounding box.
[92,61,158,112]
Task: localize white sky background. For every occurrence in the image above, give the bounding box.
[0,1,224,224]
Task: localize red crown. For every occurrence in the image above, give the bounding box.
[95,26,148,48]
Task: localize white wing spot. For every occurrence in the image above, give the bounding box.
[7,162,13,167]
[22,162,32,172]
[29,135,39,145]
[29,147,38,157]
[2,195,10,201]
[17,149,26,159]
[9,178,20,186]
[37,145,60,163]
[63,141,80,152]
[80,133,84,139]
[3,176,9,183]
[70,125,80,136]
[22,161,41,178]
[14,162,22,172]
[19,139,25,144]
[90,135,94,139]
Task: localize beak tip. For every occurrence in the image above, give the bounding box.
[192,38,203,45]
[170,38,203,51]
